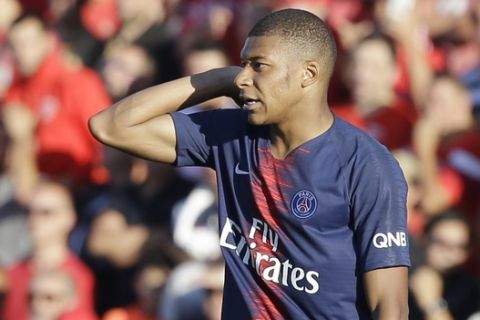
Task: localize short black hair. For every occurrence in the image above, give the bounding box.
[248,9,337,78]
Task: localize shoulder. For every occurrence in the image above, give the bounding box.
[330,117,406,188]
[330,116,396,166]
[62,253,94,279]
[7,259,31,276]
[172,108,251,137]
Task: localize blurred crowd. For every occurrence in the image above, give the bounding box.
[0,0,479,319]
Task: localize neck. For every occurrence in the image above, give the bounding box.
[269,98,333,160]
[357,90,395,116]
[32,242,69,270]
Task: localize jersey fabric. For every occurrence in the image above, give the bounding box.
[171,109,411,319]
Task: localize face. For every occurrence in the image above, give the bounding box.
[351,40,397,107]
[235,36,305,125]
[29,185,75,247]
[102,46,151,100]
[0,0,21,31]
[184,49,230,109]
[118,0,162,21]
[8,17,50,76]
[184,50,228,75]
[87,209,146,267]
[424,78,470,133]
[29,272,75,320]
[426,219,470,273]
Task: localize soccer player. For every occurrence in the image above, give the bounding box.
[90,9,410,319]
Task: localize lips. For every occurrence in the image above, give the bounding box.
[239,94,261,110]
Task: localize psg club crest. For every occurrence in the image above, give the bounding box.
[290,190,317,219]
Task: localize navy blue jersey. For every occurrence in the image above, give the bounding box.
[171,109,410,319]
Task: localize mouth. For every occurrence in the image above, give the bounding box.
[240,95,261,111]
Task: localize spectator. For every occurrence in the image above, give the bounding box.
[101,262,172,320]
[105,0,180,84]
[2,180,96,320]
[180,39,234,112]
[133,162,196,229]
[29,269,96,320]
[47,0,120,67]
[85,194,183,315]
[409,211,480,319]
[0,0,21,101]
[333,32,417,150]
[160,259,224,320]
[413,74,480,217]
[101,44,157,102]
[3,13,111,188]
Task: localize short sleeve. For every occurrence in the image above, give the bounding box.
[170,111,216,168]
[350,144,411,272]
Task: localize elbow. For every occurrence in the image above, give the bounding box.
[88,113,104,142]
[88,111,115,145]
[373,305,409,320]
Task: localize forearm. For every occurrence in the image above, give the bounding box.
[89,67,239,137]
[401,31,433,109]
[417,145,451,213]
[114,68,237,124]
[6,137,39,204]
[364,267,409,320]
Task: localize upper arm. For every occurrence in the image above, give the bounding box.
[350,144,410,271]
[89,110,178,164]
[363,266,409,319]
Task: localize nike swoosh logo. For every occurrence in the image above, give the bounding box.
[235,163,249,175]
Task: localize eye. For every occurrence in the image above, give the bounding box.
[252,62,266,71]
[240,61,247,68]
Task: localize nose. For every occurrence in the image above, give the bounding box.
[234,67,253,89]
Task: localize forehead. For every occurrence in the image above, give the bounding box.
[354,40,394,62]
[30,186,68,206]
[10,18,45,39]
[432,220,469,239]
[240,35,289,61]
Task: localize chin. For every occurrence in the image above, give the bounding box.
[247,114,267,126]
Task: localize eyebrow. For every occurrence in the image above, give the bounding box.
[240,55,268,63]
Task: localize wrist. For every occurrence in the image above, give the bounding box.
[423,298,448,315]
[209,67,241,98]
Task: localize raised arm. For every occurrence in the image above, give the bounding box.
[88,67,240,163]
[363,266,409,320]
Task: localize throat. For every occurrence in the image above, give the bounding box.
[269,111,334,160]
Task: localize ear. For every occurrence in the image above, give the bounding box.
[301,61,320,88]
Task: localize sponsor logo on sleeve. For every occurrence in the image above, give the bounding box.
[372,232,408,248]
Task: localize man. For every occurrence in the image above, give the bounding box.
[29,270,96,320]
[3,13,111,188]
[2,181,96,320]
[333,33,417,151]
[413,75,480,217]
[409,211,479,319]
[90,9,410,319]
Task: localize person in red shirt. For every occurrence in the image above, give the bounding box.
[3,13,111,188]
[413,74,480,218]
[332,33,417,150]
[2,181,97,320]
[29,269,97,320]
